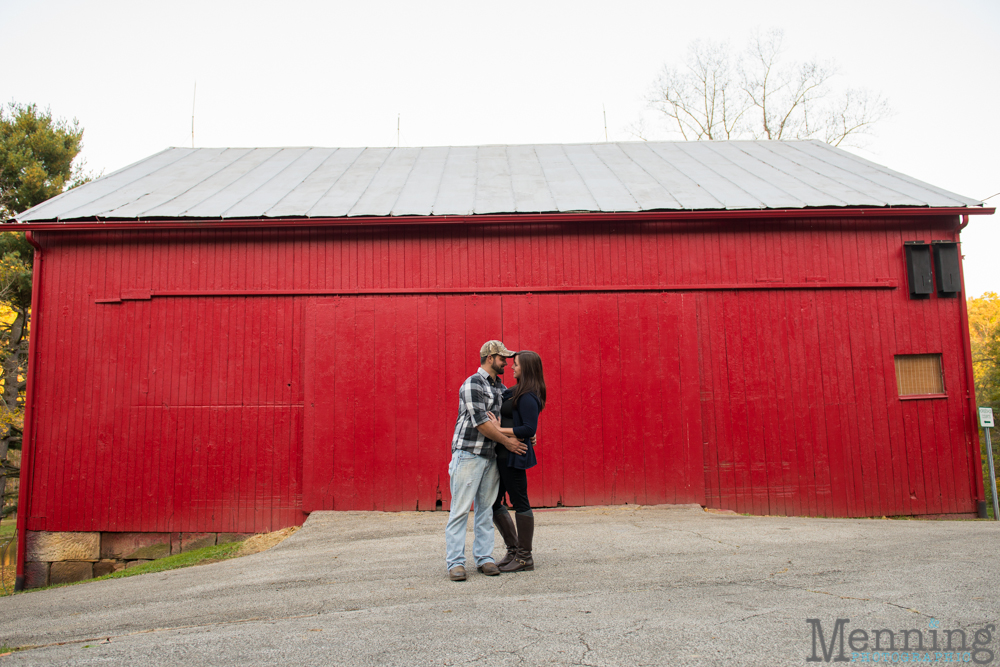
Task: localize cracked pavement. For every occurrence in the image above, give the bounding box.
[0,505,997,666]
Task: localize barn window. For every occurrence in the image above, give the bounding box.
[894,354,945,397]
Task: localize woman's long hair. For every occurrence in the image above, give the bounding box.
[512,350,546,411]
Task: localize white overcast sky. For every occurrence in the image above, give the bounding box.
[3,0,998,295]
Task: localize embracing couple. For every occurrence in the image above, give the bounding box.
[444,340,547,582]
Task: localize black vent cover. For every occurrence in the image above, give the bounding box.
[904,241,933,299]
[931,241,960,297]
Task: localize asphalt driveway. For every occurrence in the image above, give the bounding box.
[0,505,997,666]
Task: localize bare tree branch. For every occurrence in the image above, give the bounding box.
[823,88,892,147]
[645,28,890,147]
[647,39,751,141]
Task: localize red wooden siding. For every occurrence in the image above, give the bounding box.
[22,215,980,533]
[302,293,703,512]
[29,291,304,534]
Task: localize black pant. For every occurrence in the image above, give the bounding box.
[493,449,531,514]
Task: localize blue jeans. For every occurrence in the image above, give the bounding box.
[444,449,500,570]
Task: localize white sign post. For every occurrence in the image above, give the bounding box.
[980,408,999,521]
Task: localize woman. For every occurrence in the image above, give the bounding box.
[489,350,546,573]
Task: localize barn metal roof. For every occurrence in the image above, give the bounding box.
[11,140,985,223]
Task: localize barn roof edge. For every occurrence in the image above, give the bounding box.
[5,205,994,231]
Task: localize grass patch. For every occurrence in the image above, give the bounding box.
[99,541,244,580]
[8,540,245,596]
[0,516,14,539]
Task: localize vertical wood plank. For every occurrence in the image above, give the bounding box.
[353,298,377,510]
[536,294,564,508]
[656,292,680,504]
[558,294,585,506]
[578,294,606,504]
[395,297,419,510]
[617,293,643,504]
[329,298,356,510]
[680,293,705,505]
[595,293,623,505]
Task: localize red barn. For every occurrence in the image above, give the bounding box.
[8,141,993,588]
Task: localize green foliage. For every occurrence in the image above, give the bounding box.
[0,102,87,219]
[0,236,31,312]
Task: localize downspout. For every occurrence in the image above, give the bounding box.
[14,231,42,590]
[956,215,988,517]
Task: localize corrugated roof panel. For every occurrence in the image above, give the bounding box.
[616,143,723,210]
[534,144,599,212]
[348,147,420,217]
[694,142,813,209]
[268,147,363,217]
[653,143,765,209]
[390,146,448,216]
[563,144,639,212]
[473,146,516,215]
[432,147,477,216]
[70,149,203,219]
[146,148,278,218]
[308,148,392,217]
[802,141,979,207]
[102,148,240,218]
[589,143,683,211]
[10,141,985,223]
[183,148,307,218]
[36,148,194,220]
[143,148,279,217]
[225,148,335,219]
[506,145,557,213]
[735,143,863,206]
[764,141,910,207]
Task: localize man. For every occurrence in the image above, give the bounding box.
[445,340,527,581]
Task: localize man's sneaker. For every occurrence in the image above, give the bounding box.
[449,565,467,581]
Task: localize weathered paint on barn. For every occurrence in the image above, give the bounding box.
[17,212,983,538]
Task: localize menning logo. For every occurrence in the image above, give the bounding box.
[806,618,995,664]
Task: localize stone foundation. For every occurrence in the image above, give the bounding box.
[23,531,251,589]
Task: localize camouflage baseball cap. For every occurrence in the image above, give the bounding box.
[480,340,515,358]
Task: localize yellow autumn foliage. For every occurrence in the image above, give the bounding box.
[0,301,22,439]
[968,292,1000,409]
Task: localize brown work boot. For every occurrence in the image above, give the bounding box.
[449,565,467,581]
[478,562,500,576]
[493,507,518,567]
[499,512,534,572]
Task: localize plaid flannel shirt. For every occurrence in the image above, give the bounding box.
[451,367,506,456]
